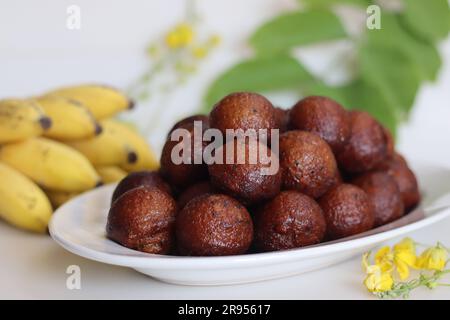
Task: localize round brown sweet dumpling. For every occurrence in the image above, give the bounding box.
[107,187,177,254]
[167,114,209,138]
[160,122,209,189]
[254,191,326,252]
[337,111,387,173]
[382,126,395,159]
[279,130,339,198]
[176,194,253,256]
[273,107,290,133]
[209,92,277,138]
[352,171,404,227]
[177,181,214,209]
[208,138,281,205]
[111,171,171,204]
[289,96,350,153]
[319,184,374,240]
[378,153,420,211]
[335,170,344,185]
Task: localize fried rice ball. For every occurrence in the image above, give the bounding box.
[176,194,253,256]
[160,122,209,189]
[111,171,171,204]
[289,96,351,153]
[352,171,404,227]
[177,181,215,209]
[279,130,339,198]
[273,107,290,133]
[377,153,421,211]
[319,184,375,239]
[208,138,281,205]
[209,92,277,139]
[167,114,209,138]
[107,186,177,254]
[254,191,326,252]
[337,111,387,173]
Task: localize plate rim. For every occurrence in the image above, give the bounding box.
[50,205,450,269]
[49,163,450,270]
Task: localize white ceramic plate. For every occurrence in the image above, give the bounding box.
[49,161,450,286]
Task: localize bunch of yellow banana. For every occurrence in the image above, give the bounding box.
[66,119,159,171]
[0,99,52,143]
[36,95,101,141]
[0,84,159,233]
[104,120,159,172]
[44,84,133,119]
[95,166,127,184]
[44,189,81,209]
[0,163,52,233]
[0,137,101,191]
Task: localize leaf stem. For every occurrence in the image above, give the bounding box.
[376,269,450,299]
[437,283,450,287]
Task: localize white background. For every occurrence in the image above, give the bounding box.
[0,0,450,299]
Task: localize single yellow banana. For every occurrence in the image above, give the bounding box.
[0,137,100,192]
[45,189,79,208]
[0,99,52,143]
[0,162,52,233]
[103,120,159,172]
[45,84,133,120]
[35,96,101,141]
[96,165,127,184]
[65,120,138,166]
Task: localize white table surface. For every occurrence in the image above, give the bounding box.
[1,0,450,299]
[1,218,450,300]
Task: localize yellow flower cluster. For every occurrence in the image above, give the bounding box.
[133,18,221,103]
[363,253,394,292]
[164,23,221,60]
[375,238,417,280]
[165,23,194,49]
[416,244,448,271]
[362,238,449,295]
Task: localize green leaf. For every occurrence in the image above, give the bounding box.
[203,54,313,111]
[301,80,351,106]
[343,80,398,134]
[401,0,450,41]
[249,9,346,55]
[359,44,422,114]
[366,13,441,81]
[302,79,398,134]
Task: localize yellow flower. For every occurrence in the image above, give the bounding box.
[393,238,417,279]
[374,238,417,280]
[362,253,394,292]
[375,246,394,272]
[208,34,221,47]
[364,270,394,293]
[165,32,181,48]
[165,23,194,49]
[192,46,207,59]
[394,237,416,256]
[416,245,448,271]
[362,239,450,298]
[177,23,194,44]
